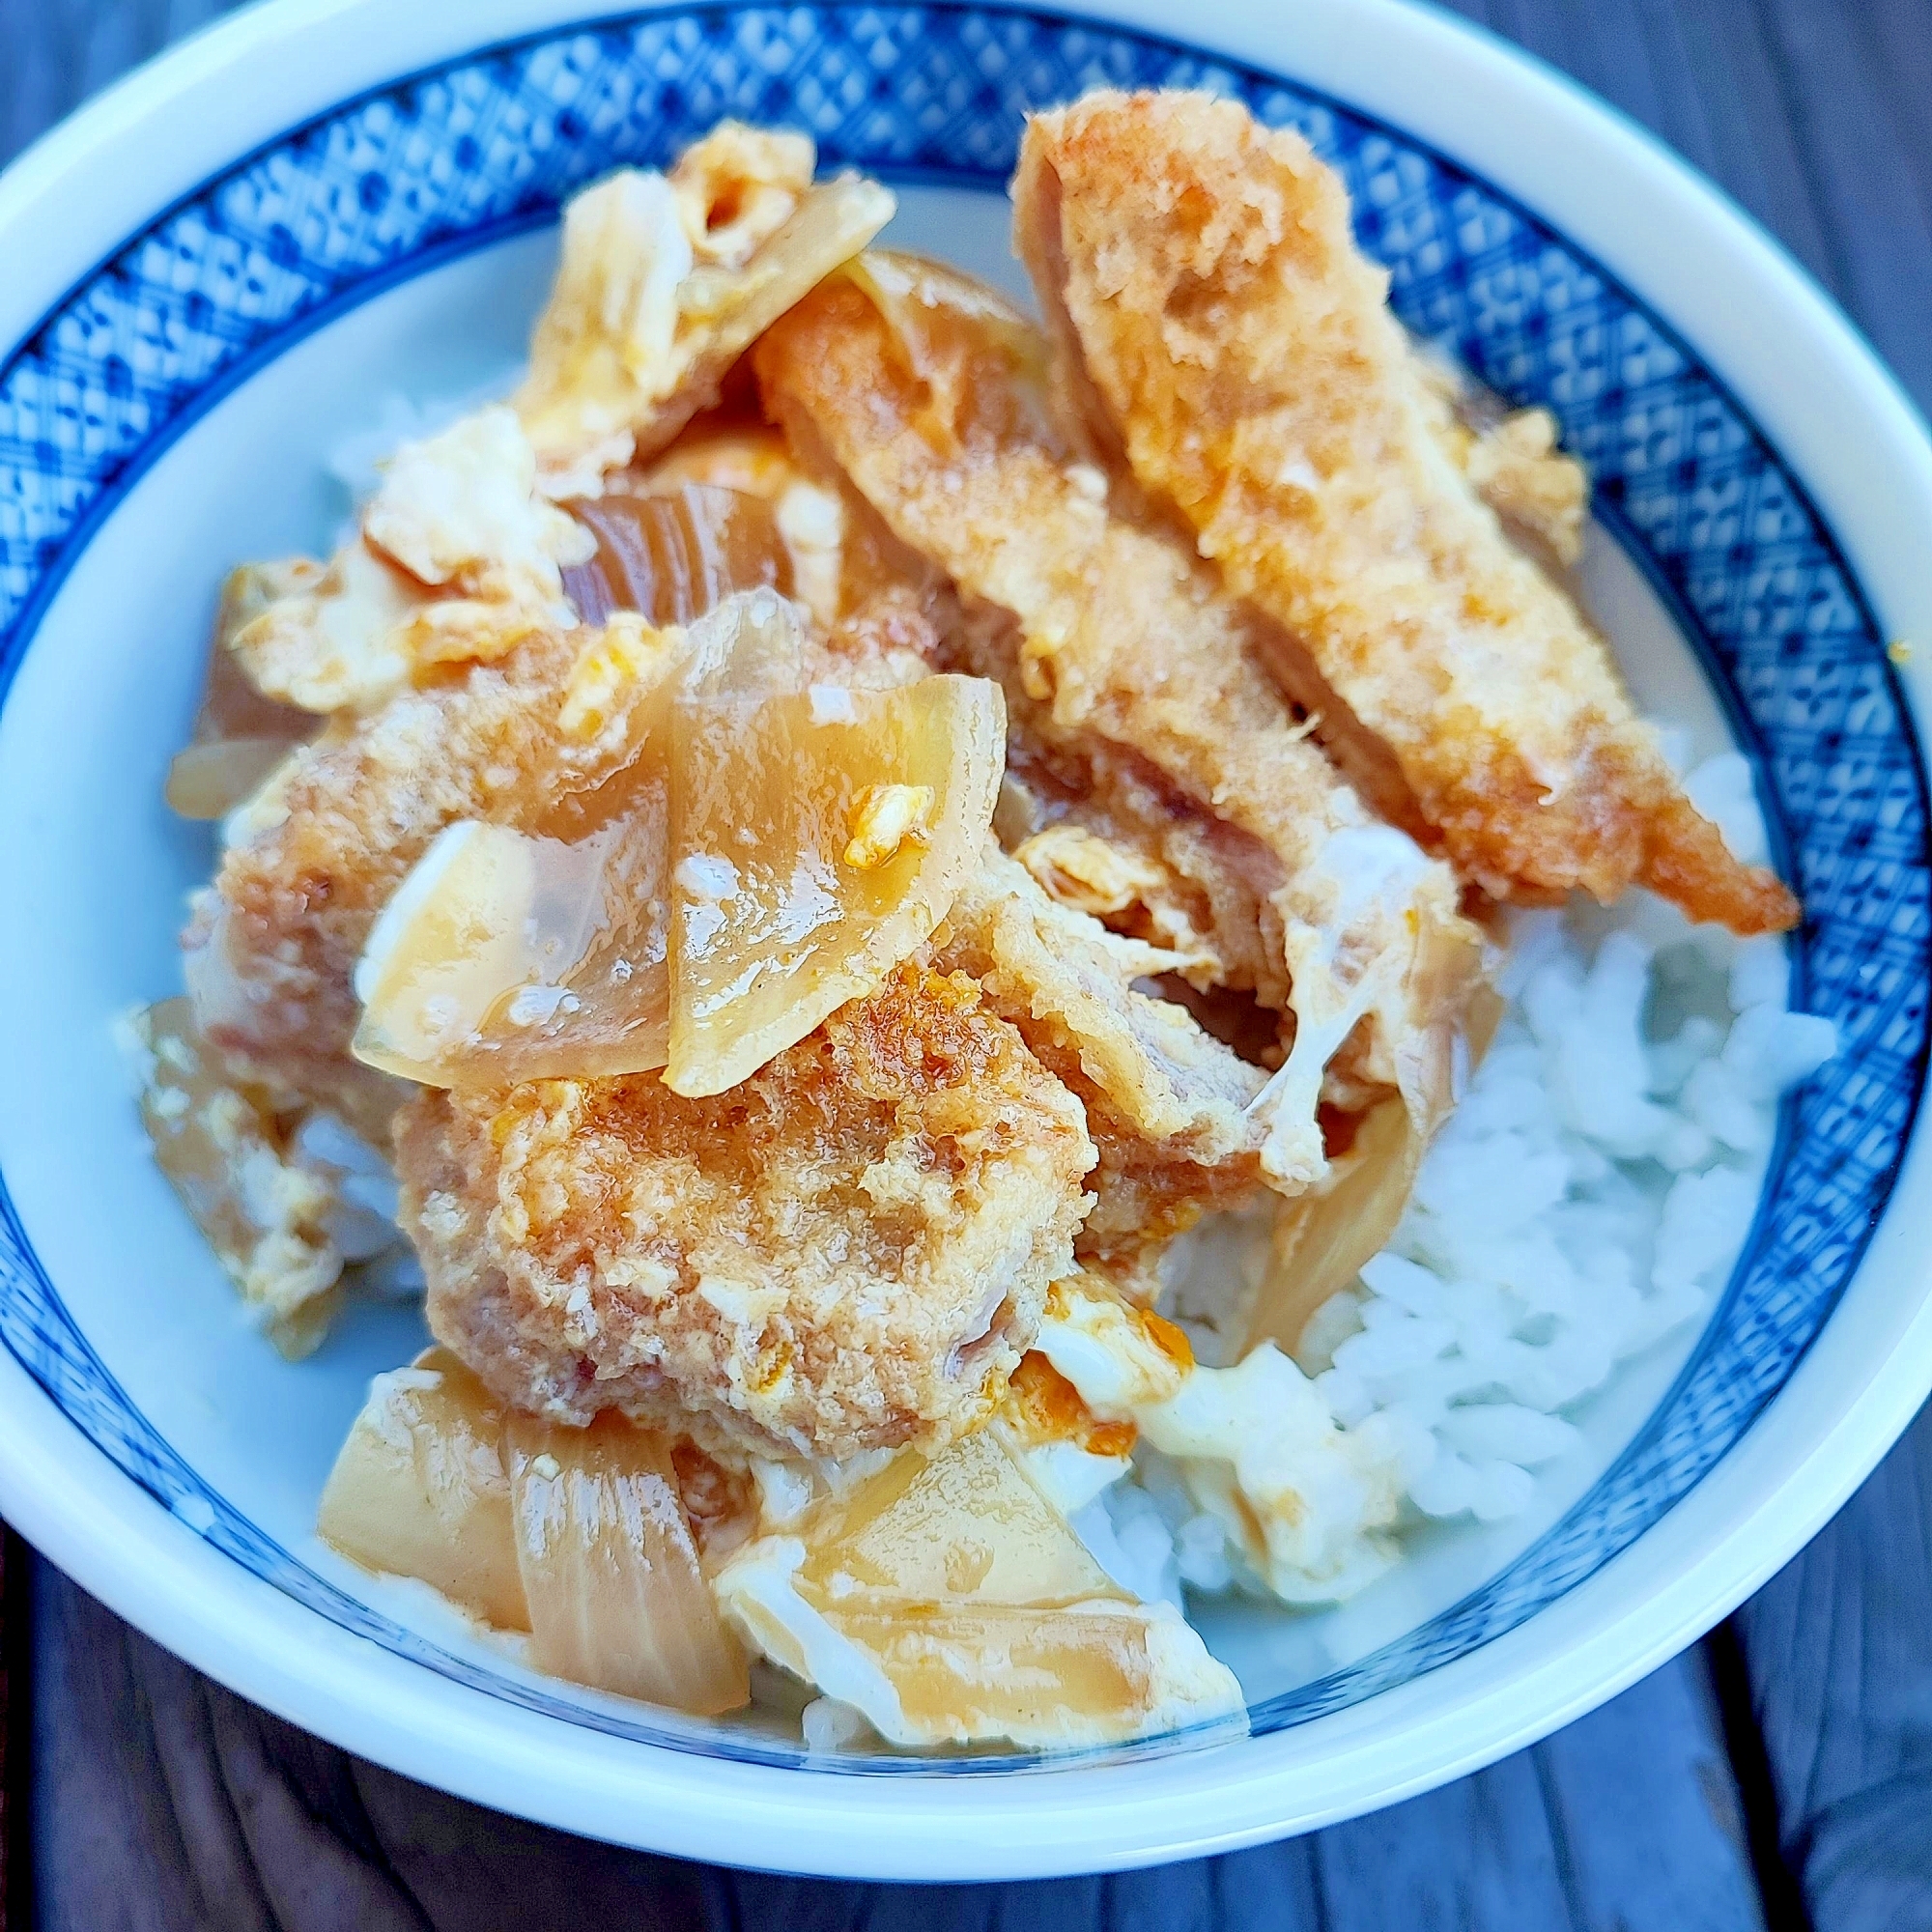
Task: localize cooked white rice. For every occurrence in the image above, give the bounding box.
[1107,767,1835,1600]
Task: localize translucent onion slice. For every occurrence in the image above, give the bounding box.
[166,565,320,819]
[350,804,671,1087]
[666,672,1006,1096]
[348,593,800,1088]
[507,1411,750,1715]
[1245,1096,1420,1356]
[561,483,792,626]
[318,1348,529,1631]
[715,1429,1243,1748]
[1244,976,1506,1353]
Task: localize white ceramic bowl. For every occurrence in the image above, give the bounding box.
[1,0,1929,1881]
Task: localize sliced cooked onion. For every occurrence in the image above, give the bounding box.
[1247,1095,1420,1355]
[166,565,319,819]
[666,671,1006,1096]
[166,738,302,821]
[561,483,791,625]
[507,1411,749,1715]
[318,1348,529,1631]
[715,1429,1242,1747]
[350,807,671,1088]
[129,996,343,1358]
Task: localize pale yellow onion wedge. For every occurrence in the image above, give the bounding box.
[127,997,343,1358]
[666,673,1006,1096]
[350,807,671,1088]
[714,1429,1243,1749]
[318,1347,529,1631]
[1034,1277,1402,1605]
[506,1411,749,1715]
[165,563,321,819]
[1244,1097,1420,1357]
[347,593,806,1088]
[1243,977,1509,1352]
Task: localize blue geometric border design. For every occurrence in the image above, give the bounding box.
[0,5,1924,1772]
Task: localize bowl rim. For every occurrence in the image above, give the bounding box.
[3,0,1932,1881]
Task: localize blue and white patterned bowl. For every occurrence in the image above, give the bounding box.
[1,0,1929,1879]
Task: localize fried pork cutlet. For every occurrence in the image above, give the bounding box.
[1013,90,1799,937]
[187,554,936,1134]
[398,966,1096,1462]
[938,852,1266,1293]
[754,262,1485,1187]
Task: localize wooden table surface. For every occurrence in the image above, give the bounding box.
[5,2,1931,1926]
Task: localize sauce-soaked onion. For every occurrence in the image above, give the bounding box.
[507,1410,750,1715]
[562,482,791,625]
[166,566,320,819]
[349,592,801,1089]
[319,1348,530,1631]
[666,670,1006,1097]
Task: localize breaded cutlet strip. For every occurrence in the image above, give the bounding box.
[1013,91,1799,937]
[801,438,1286,998]
[400,966,1096,1462]
[754,264,1484,1186]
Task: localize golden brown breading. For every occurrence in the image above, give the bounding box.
[398,966,1096,1461]
[186,565,936,1133]
[753,262,1484,1186]
[936,852,1266,1295]
[800,447,1279,993]
[1013,90,1798,936]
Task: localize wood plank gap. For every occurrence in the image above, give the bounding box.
[1705,1621,1813,1932]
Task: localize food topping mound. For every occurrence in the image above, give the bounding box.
[126,99,1821,1748]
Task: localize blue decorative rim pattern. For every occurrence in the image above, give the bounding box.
[0,5,1925,1774]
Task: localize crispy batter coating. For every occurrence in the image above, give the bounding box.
[788,435,1282,994]
[754,262,1484,1185]
[187,556,923,1134]
[1013,91,1798,936]
[399,967,1096,1461]
[938,852,1266,1294]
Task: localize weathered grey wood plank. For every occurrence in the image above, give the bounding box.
[1732,1411,1932,1932]
[1750,0,1932,410]
[0,0,242,168]
[32,1556,1759,1932]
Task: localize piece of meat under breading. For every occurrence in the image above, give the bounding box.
[398,965,1096,1462]
[787,430,1277,993]
[937,852,1266,1294]
[754,261,1485,1187]
[1013,91,1799,937]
